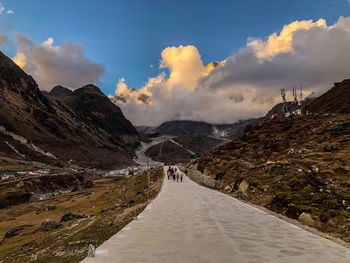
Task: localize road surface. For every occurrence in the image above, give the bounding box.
[82,166,350,263]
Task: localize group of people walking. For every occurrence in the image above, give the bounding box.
[167,167,184,182]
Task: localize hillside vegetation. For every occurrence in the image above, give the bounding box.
[189,113,350,241]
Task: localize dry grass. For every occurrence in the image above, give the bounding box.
[0,167,164,262]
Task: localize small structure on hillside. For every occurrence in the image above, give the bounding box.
[280,85,303,117]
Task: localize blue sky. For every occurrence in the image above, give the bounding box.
[1,0,350,97]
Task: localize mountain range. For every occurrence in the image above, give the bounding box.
[0,51,139,169]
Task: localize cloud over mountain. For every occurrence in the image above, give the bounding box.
[13,33,105,90]
[114,16,350,126]
[0,30,12,47]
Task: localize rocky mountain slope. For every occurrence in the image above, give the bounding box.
[306,79,350,114]
[0,51,139,169]
[188,112,350,241]
[45,85,139,151]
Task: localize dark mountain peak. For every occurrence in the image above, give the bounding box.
[50,85,72,96]
[74,84,103,96]
[49,85,72,97]
[306,79,350,114]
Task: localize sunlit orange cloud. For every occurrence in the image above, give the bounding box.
[13,52,26,68]
[248,19,327,58]
[114,45,225,105]
[114,16,350,126]
[160,45,206,91]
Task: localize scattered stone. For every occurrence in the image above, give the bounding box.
[36,204,57,214]
[41,219,62,231]
[224,185,232,192]
[324,144,339,152]
[311,165,319,173]
[298,213,316,227]
[60,212,85,222]
[298,148,310,154]
[99,208,109,214]
[342,200,347,206]
[44,204,56,211]
[288,149,296,155]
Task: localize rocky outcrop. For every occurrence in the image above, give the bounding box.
[60,212,85,222]
[41,219,62,231]
[3,225,32,239]
[186,169,221,189]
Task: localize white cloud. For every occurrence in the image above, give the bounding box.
[13,33,105,90]
[0,5,4,15]
[114,16,350,126]
[0,1,13,15]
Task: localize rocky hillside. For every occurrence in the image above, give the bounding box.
[189,114,350,242]
[0,51,139,168]
[45,85,139,151]
[306,79,350,114]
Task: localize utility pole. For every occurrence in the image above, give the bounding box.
[147,158,150,200]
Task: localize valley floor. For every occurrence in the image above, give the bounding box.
[81,167,350,263]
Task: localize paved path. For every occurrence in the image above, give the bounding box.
[82,166,350,263]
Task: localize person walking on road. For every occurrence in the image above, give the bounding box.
[176,172,179,182]
[173,170,176,181]
[180,172,183,182]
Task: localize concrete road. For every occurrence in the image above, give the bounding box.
[82,166,350,263]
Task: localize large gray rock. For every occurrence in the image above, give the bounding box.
[41,219,62,231]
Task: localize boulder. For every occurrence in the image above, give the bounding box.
[41,219,62,231]
[44,204,56,211]
[298,213,315,227]
[238,180,249,194]
[60,212,85,222]
[288,149,296,155]
[224,185,232,192]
